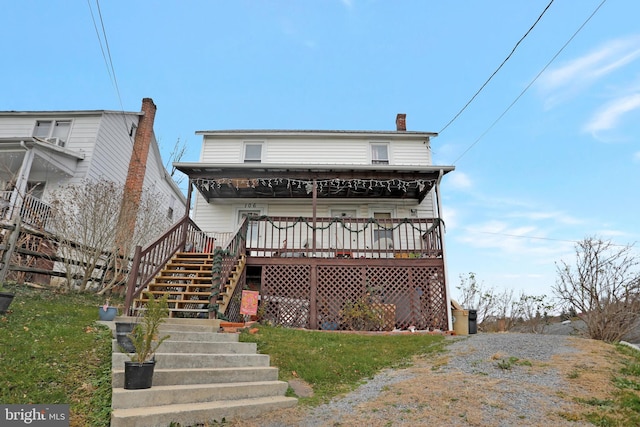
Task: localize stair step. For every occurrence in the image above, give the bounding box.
[112,353,271,369]
[112,366,280,388]
[112,380,289,409]
[110,396,298,427]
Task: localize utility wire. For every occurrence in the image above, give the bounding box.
[452,0,608,164]
[472,230,634,248]
[438,0,555,135]
[87,0,144,162]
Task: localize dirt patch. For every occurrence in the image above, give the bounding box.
[230,335,635,427]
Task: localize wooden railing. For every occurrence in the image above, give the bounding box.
[1,191,52,231]
[245,216,444,259]
[124,214,214,315]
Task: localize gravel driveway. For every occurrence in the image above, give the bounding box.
[237,332,621,427]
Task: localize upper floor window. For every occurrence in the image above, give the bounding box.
[33,120,71,147]
[244,142,263,163]
[371,143,389,165]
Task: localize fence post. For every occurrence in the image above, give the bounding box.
[124,245,142,316]
[0,217,22,283]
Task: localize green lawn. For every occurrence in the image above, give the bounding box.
[3,283,640,427]
[0,283,114,427]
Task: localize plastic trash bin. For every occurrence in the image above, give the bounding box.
[452,309,469,335]
[468,309,478,334]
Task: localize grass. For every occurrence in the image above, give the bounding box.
[0,283,115,427]
[239,324,446,405]
[4,283,640,426]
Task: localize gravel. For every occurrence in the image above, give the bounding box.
[257,333,592,427]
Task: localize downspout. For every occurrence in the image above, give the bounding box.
[434,169,453,332]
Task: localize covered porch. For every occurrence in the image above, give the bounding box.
[126,163,454,331]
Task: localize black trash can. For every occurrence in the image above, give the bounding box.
[468,309,478,334]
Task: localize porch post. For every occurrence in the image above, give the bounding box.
[434,169,453,331]
[312,179,317,253]
[8,143,34,221]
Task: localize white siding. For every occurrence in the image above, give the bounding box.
[0,117,38,137]
[200,135,431,166]
[88,112,136,184]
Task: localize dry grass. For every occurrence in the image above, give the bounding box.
[231,335,638,427]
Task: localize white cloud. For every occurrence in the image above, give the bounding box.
[340,0,354,8]
[539,35,640,107]
[447,171,472,190]
[583,92,640,135]
[634,151,640,163]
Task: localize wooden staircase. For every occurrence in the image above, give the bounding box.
[132,251,246,318]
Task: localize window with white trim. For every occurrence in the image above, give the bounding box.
[244,142,263,163]
[370,143,389,165]
[33,120,71,147]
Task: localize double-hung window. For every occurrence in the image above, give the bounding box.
[244,142,263,163]
[371,143,389,165]
[33,120,71,147]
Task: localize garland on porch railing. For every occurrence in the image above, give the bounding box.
[249,215,445,234]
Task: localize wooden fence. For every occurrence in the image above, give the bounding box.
[0,219,123,288]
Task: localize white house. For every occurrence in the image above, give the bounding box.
[0,98,186,230]
[170,114,456,331]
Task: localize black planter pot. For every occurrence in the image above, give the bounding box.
[124,360,155,389]
[0,292,15,314]
[115,322,136,353]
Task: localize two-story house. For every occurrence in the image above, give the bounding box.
[0,98,185,230]
[0,98,186,286]
[146,114,455,332]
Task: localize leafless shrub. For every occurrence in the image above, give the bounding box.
[48,179,169,293]
[553,237,640,342]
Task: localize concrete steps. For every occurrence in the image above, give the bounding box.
[110,318,297,427]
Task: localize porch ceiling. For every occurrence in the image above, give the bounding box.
[174,163,454,202]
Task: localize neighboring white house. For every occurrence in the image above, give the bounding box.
[0,98,186,230]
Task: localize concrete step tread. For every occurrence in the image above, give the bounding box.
[112,366,280,374]
[113,380,288,394]
[111,396,298,418]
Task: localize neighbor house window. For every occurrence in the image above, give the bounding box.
[33,120,71,147]
[244,142,263,163]
[371,143,389,165]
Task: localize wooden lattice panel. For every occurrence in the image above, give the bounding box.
[262,265,311,328]
[257,262,447,332]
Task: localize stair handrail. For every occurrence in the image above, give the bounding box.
[209,217,248,318]
[125,214,203,315]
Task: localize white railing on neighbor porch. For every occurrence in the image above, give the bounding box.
[1,190,53,230]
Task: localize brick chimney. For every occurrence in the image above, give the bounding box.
[116,98,157,266]
[396,113,406,131]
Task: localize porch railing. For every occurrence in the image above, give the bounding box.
[245,216,444,259]
[1,191,52,231]
[124,214,215,315]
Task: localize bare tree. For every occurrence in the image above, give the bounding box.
[163,137,187,186]
[513,293,555,333]
[48,179,170,293]
[455,272,497,324]
[554,237,640,342]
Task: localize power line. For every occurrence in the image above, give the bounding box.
[438,0,555,135]
[452,0,608,164]
[471,230,635,248]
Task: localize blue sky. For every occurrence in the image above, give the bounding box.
[2,1,639,300]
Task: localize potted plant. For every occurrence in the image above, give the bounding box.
[0,282,15,314]
[98,298,118,321]
[123,293,170,389]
